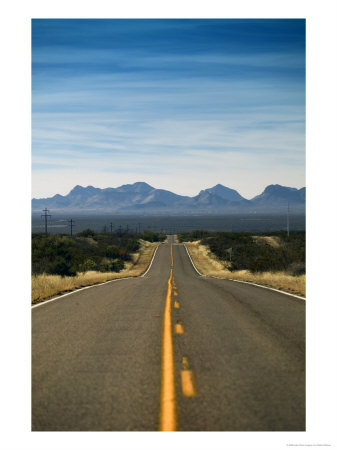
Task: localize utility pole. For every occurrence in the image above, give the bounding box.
[41,208,51,234]
[287,201,290,237]
[68,219,75,236]
[110,222,113,233]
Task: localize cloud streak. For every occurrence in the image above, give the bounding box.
[32,19,305,198]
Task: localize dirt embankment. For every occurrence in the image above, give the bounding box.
[184,240,305,298]
[32,240,160,304]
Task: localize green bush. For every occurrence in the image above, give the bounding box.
[126,239,140,252]
[48,256,76,277]
[141,231,166,242]
[105,245,119,258]
[76,229,96,238]
[181,230,305,274]
[32,231,139,276]
[98,258,125,273]
[80,258,97,271]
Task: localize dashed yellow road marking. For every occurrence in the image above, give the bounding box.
[174,323,184,334]
[174,301,180,309]
[182,356,189,370]
[181,371,197,397]
[181,356,197,397]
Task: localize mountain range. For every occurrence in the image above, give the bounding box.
[32,182,306,215]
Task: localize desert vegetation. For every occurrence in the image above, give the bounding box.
[32,229,165,303]
[178,230,305,297]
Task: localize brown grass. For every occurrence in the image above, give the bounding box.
[32,240,159,304]
[185,241,305,298]
[253,235,281,248]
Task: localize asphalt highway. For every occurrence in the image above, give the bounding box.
[32,235,305,431]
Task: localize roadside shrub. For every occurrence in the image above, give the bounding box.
[98,258,125,272]
[48,256,76,277]
[189,230,210,240]
[80,258,97,272]
[118,248,132,261]
[141,231,164,242]
[286,262,306,276]
[126,239,140,252]
[105,245,119,258]
[32,231,149,277]
[111,260,125,272]
[76,229,96,238]
[180,230,305,274]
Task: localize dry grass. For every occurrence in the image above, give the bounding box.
[32,240,159,304]
[253,235,281,248]
[185,241,305,298]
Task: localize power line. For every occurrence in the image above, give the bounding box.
[68,219,75,236]
[41,208,51,234]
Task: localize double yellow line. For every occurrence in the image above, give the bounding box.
[159,244,177,431]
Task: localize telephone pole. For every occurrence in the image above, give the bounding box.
[110,222,113,233]
[68,219,75,236]
[286,202,290,237]
[41,208,51,234]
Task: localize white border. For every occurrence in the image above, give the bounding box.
[2,2,337,450]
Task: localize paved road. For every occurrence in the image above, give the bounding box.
[32,236,305,431]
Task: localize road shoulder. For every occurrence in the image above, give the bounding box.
[184,241,305,300]
[32,240,161,306]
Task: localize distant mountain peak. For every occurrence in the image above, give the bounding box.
[69,185,99,194]
[251,184,306,205]
[204,184,245,202]
[116,181,154,193]
[70,185,84,193]
[264,184,298,193]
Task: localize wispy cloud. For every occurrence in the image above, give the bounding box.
[32,19,305,198]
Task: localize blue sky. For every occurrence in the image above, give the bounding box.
[32,19,305,199]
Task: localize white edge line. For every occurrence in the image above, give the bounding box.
[141,244,160,277]
[224,278,306,301]
[183,244,204,277]
[32,243,161,309]
[183,244,305,302]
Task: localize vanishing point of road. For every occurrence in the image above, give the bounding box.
[32,235,305,431]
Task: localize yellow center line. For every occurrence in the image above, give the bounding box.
[159,244,177,431]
